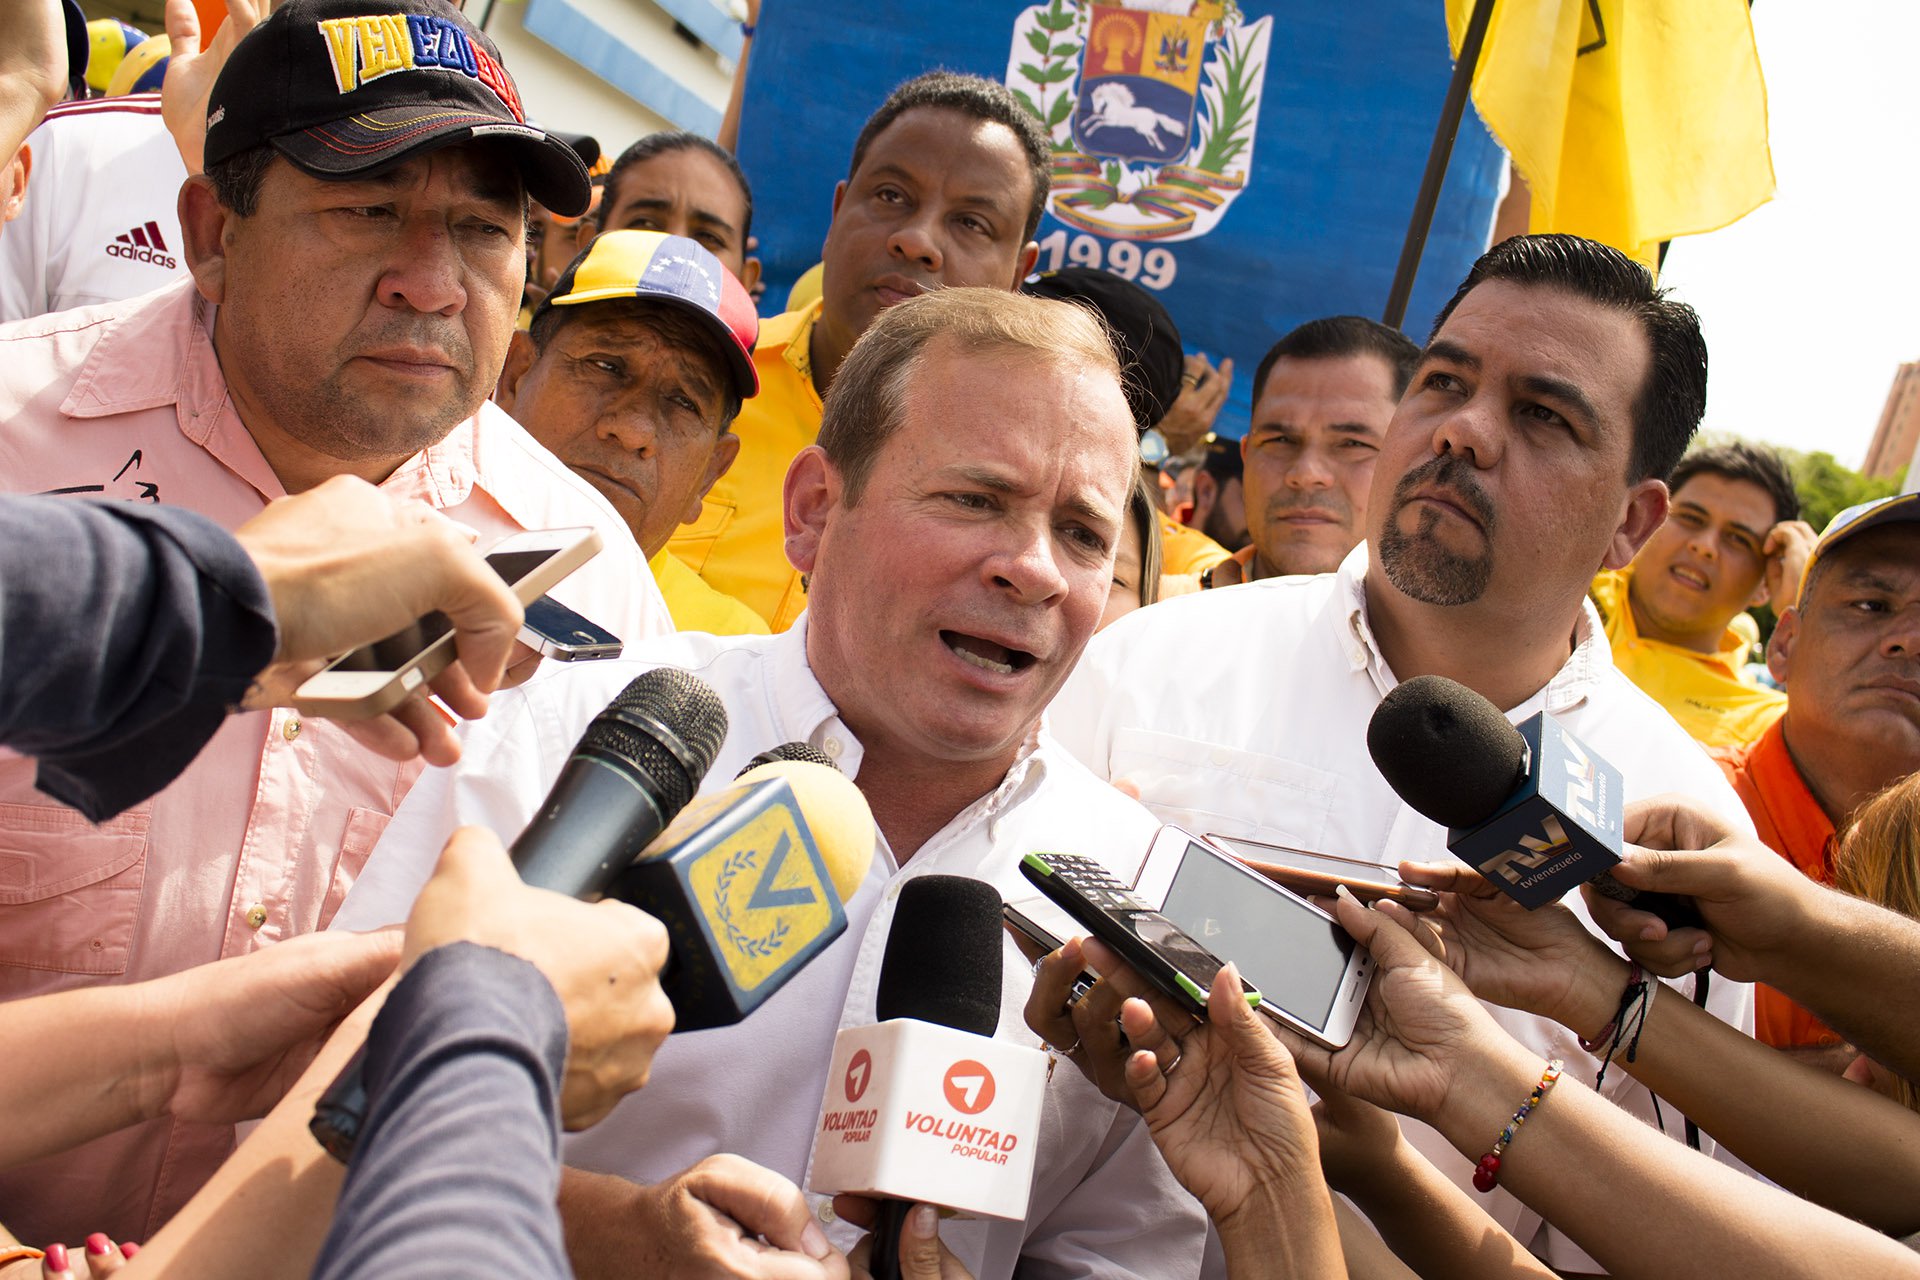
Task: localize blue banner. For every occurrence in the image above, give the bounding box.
[735,1,1504,438]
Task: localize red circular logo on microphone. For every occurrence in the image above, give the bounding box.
[942,1060,996,1115]
[845,1049,873,1102]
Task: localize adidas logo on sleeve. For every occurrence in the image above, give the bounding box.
[105,222,179,270]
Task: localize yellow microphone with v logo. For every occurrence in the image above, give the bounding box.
[610,753,874,1031]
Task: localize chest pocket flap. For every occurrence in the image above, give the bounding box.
[0,802,149,975]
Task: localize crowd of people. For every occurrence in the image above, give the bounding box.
[2,0,1917,1276]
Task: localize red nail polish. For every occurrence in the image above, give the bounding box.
[120,1242,141,1259]
[86,1233,111,1257]
[44,1242,68,1271]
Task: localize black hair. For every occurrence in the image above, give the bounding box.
[1669,440,1801,526]
[848,71,1051,244]
[599,131,754,242]
[205,143,278,217]
[1252,315,1422,405]
[1198,434,1242,485]
[1429,233,1708,483]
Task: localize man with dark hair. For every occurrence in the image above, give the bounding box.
[1051,234,1756,1272]
[1591,439,1809,747]
[1713,495,1920,1056]
[0,0,666,1243]
[1199,315,1416,587]
[594,130,759,295]
[1189,435,1249,552]
[498,230,770,636]
[666,70,1051,630]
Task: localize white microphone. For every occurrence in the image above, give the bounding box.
[807,876,1046,1274]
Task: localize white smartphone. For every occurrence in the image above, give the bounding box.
[292,527,603,718]
[1133,826,1373,1049]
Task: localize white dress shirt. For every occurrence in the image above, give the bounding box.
[1050,544,1759,1273]
[335,620,1208,1280]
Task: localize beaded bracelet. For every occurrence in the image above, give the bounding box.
[1473,1058,1563,1192]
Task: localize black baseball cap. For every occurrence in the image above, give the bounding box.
[202,0,590,216]
[1022,266,1184,433]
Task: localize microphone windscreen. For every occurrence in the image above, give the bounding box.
[585,667,728,815]
[876,876,1003,1036]
[739,741,838,773]
[734,758,875,903]
[1368,675,1529,830]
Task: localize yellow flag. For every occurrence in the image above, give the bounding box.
[1444,0,1775,268]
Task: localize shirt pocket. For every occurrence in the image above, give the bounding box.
[1108,727,1337,850]
[0,802,149,975]
[666,495,736,575]
[319,807,393,930]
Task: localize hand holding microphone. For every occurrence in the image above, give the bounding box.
[399,826,675,1129]
[313,666,730,1159]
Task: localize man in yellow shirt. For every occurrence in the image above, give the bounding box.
[667,71,1050,629]
[1590,441,1810,747]
[497,229,768,636]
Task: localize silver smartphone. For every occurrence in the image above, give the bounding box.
[1134,826,1374,1049]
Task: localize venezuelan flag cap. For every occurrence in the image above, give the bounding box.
[1803,492,1920,593]
[202,0,590,216]
[534,231,760,401]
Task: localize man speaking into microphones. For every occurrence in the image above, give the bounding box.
[333,289,1207,1278]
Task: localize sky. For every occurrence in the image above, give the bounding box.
[1656,1,1920,470]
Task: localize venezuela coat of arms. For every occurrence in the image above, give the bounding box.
[1005,0,1271,244]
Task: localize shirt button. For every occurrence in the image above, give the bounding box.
[1208,747,1230,766]
[245,904,268,930]
[283,719,302,742]
[885,880,903,901]
[823,738,843,759]
[815,1201,836,1224]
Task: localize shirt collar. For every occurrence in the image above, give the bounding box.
[1335,541,1611,715]
[1613,564,1754,676]
[783,298,823,393]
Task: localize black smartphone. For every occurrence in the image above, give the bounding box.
[518,594,623,661]
[1018,852,1260,1016]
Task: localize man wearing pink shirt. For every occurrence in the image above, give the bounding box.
[0,0,668,1244]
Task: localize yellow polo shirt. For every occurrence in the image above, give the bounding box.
[1590,568,1785,749]
[649,550,769,637]
[666,300,823,630]
[664,301,821,629]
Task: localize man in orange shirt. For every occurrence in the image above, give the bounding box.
[1714,493,1920,1057]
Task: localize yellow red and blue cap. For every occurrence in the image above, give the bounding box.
[536,231,760,401]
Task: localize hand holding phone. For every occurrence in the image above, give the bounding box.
[1019,852,1259,1016]
[292,527,602,719]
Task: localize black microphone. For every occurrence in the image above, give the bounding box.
[738,741,837,774]
[1367,675,1698,927]
[310,667,728,1160]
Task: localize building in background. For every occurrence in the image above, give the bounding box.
[77,0,738,153]
[1865,358,1920,482]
